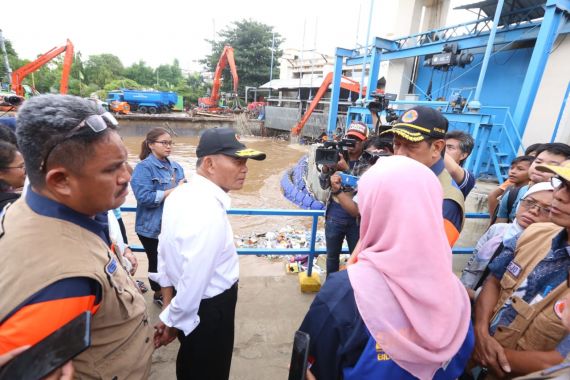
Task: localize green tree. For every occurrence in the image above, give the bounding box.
[68,77,99,98]
[155,59,184,89]
[0,38,23,88]
[84,54,124,88]
[103,78,141,92]
[174,72,208,107]
[125,60,155,87]
[201,19,283,96]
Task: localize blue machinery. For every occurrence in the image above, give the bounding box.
[124,206,488,277]
[326,0,570,182]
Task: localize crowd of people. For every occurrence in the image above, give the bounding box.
[0,95,570,380]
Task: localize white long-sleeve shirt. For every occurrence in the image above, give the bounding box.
[151,173,239,335]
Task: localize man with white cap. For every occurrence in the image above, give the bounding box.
[461,182,554,299]
[473,161,570,378]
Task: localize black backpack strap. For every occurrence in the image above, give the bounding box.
[489,185,513,225]
[506,186,523,222]
[474,242,505,291]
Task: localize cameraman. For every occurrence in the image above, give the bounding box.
[331,136,394,217]
[319,122,368,276]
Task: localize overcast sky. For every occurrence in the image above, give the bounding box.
[1,0,472,73]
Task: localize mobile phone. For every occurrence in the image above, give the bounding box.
[339,172,359,187]
[0,311,91,380]
[288,330,310,380]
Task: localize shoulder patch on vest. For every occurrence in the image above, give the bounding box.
[106,256,118,275]
[507,260,522,278]
[554,299,566,320]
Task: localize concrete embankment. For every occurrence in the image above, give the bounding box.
[116,113,264,137]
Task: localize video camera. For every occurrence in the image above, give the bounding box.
[367,92,397,114]
[367,93,399,134]
[361,150,392,166]
[315,138,357,167]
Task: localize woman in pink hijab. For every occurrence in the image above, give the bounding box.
[299,155,473,380]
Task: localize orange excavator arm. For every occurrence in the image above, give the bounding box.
[199,45,239,109]
[291,73,367,136]
[11,39,74,97]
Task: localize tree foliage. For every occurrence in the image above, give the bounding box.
[84,54,125,88]
[1,19,279,107]
[0,38,24,87]
[201,19,283,96]
[124,60,155,87]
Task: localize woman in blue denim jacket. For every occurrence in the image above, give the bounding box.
[131,127,185,304]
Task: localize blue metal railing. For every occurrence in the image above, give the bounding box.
[121,206,489,277]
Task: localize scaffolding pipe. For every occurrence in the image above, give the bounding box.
[358,0,375,104]
[269,31,275,98]
[0,30,12,85]
[470,0,505,110]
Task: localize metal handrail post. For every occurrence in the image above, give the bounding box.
[307,214,319,277]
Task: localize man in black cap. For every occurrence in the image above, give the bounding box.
[152,127,265,380]
[381,106,465,245]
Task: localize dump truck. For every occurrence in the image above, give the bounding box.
[106,89,178,114]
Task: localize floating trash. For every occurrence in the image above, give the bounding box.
[235,225,349,275]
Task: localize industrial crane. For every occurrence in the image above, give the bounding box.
[291,72,372,136]
[198,45,239,113]
[11,39,74,97]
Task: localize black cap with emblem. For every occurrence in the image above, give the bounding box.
[380,106,449,142]
[196,127,266,160]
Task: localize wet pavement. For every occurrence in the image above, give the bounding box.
[135,256,315,380]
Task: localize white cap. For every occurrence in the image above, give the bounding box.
[522,182,554,199]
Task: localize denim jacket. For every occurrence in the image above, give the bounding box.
[131,154,185,238]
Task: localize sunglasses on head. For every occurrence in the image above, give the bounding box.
[39,112,118,172]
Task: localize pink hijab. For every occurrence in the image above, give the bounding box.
[347,155,471,380]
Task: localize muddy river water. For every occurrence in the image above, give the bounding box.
[121,135,312,236]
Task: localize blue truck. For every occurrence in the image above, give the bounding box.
[106,89,178,114]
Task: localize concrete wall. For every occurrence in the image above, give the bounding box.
[116,115,263,137]
[264,106,347,138]
[522,36,570,146]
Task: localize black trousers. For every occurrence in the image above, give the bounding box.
[176,282,238,380]
[137,234,160,292]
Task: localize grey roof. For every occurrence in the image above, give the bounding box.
[454,0,546,26]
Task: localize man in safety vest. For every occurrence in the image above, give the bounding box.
[473,161,570,378]
[381,106,465,246]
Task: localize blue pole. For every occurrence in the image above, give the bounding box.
[365,45,381,104]
[307,215,319,277]
[469,0,505,110]
[327,52,344,137]
[551,81,570,142]
[358,0,375,104]
[512,0,565,134]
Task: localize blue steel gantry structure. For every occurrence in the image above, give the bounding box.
[326,0,570,182]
